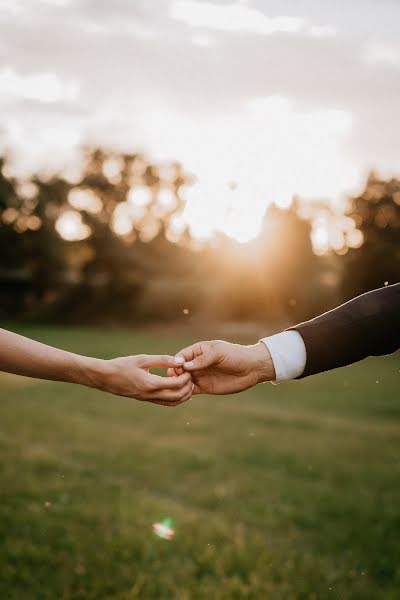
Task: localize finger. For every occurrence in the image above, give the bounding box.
[167,367,184,377]
[168,386,194,406]
[145,382,194,404]
[175,343,204,363]
[182,351,216,371]
[138,354,185,369]
[167,367,201,394]
[152,381,202,403]
[146,370,191,391]
[175,342,216,371]
[150,385,194,407]
[166,372,201,395]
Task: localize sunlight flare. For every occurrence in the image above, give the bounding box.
[55,210,91,241]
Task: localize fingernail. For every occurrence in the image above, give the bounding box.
[174,356,184,365]
[185,361,194,369]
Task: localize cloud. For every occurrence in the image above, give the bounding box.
[309,24,336,38]
[0,0,400,197]
[170,0,338,41]
[170,1,305,35]
[364,42,400,68]
[0,67,79,104]
[0,0,23,17]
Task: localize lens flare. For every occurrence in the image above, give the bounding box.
[152,517,175,540]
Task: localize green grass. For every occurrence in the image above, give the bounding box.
[0,325,399,599]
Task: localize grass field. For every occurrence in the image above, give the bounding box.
[0,325,399,599]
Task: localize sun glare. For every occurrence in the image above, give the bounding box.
[55,210,91,241]
[147,96,358,244]
[311,212,364,255]
[128,185,152,207]
[68,188,102,214]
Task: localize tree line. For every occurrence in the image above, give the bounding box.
[0,148,399,327]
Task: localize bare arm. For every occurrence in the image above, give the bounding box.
[0,327,98,385]
[0,328,193,406]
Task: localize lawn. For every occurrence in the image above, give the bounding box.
[0,325,399,599]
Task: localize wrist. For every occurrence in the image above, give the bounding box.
[247,342,276,384]
[71,355,111,391]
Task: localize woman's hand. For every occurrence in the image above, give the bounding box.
[0,328,193,406]
[85,354,194,406]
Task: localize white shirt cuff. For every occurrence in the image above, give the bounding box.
[260,330,307,384]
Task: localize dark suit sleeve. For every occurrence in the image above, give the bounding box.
[291,283,400,378]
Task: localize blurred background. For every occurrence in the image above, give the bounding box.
[1,0,400,327]
[0,1,399,598]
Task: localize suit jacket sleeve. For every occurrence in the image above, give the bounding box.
[291,283,400,378]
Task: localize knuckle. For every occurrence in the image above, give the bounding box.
[210,343,219,356]
[146,378,158,391]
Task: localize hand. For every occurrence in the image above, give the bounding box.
[171,340,275,395]
[85,354,194,406]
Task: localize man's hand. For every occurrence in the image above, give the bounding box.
[86,354,194,406]
[170,340,275,395]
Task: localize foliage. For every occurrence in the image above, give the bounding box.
[0,149,194,322]
[0,148,399,325]
[342,173,400,298]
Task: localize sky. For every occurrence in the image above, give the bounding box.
[1,0,400,241]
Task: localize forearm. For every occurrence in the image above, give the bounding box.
[0,328,103,387]
[293,283,400,377]
[261,284,400,382]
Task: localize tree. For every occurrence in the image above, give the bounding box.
[0,148,196,322]
[201,203,332,325]
[342,173,400,298]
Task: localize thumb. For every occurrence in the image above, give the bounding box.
[175,342,216,371]
[183,351,216,371]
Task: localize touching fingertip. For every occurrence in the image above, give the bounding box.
[185,361,195,369]
[174,356,184,365]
